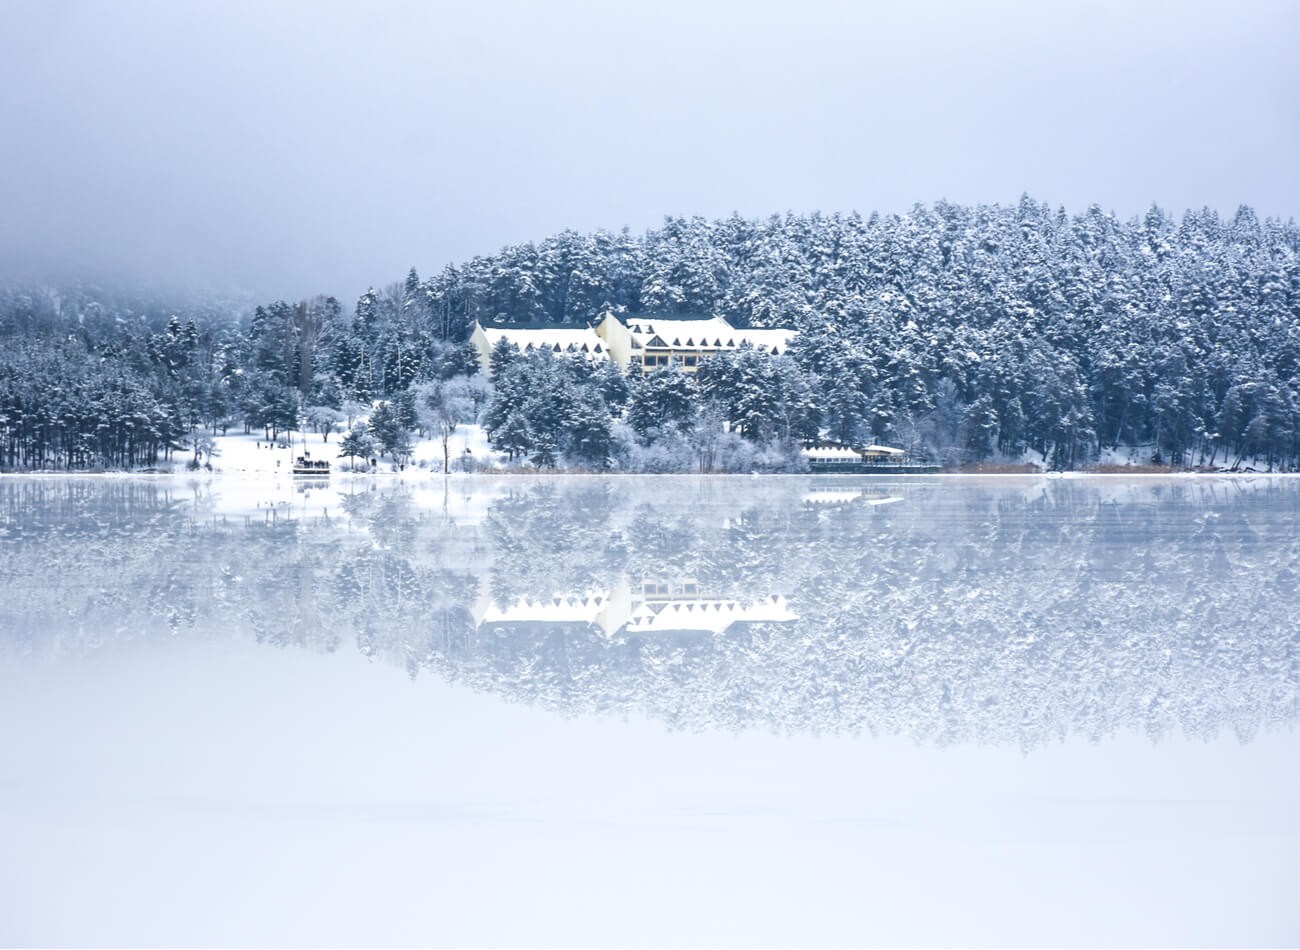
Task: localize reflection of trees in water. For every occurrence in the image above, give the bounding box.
[777,480,1300,745]
[355,476,1300,746]
[0,479,481,661]
[484,483,628,607]
[1,479,218,644]
[2,476,1298,747]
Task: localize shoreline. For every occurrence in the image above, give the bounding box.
[1,468,1295,479]
[8,428,1291,479]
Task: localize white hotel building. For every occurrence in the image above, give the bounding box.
[470,311,796,377]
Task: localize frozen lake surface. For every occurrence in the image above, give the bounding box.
[1,475,1298,946]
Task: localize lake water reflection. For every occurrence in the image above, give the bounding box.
[1,475,1298,946]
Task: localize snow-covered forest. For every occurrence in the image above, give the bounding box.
[2,197,1298,471]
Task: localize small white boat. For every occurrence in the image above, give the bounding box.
[292,454,330,475]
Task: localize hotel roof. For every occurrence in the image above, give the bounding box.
[478,324,609,358]
[622,315,796,353]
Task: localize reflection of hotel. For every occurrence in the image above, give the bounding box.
[802,487,904,507]
[470,312,796,377]
[472,577,797,637]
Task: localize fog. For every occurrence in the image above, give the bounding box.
[1,0,1297,302]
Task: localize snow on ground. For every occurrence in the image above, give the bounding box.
[160,424,508,519]
[1096,444,1150,468]
[204,424,499,477]
[409,423,496,472]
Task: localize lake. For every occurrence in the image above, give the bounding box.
[1,475,1298,946]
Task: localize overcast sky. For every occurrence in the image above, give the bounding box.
[1,0,1297,302]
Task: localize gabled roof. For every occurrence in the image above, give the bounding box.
[624,314,796,353]
[801,444,864,462]
[478,323,609,359]
[801,442,907,461]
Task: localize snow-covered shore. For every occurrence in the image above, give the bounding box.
[189,424,496,477]
[0,426,1292,478]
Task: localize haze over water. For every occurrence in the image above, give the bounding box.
[1,475,1298,945]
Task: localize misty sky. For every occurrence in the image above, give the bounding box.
[1,0,1297,302]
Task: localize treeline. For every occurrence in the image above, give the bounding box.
[0,282,480,470]
[414,199,1300,469]
[482,340,817,472]
[0,341,186,469]
[2,196,1299,470]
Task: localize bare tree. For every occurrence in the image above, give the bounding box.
[417,376,489,474]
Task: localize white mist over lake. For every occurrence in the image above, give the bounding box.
[1,475,1298,946]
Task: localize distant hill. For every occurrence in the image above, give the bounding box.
[2,198,1298,470]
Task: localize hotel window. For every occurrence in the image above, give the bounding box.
[684,356,697,367]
